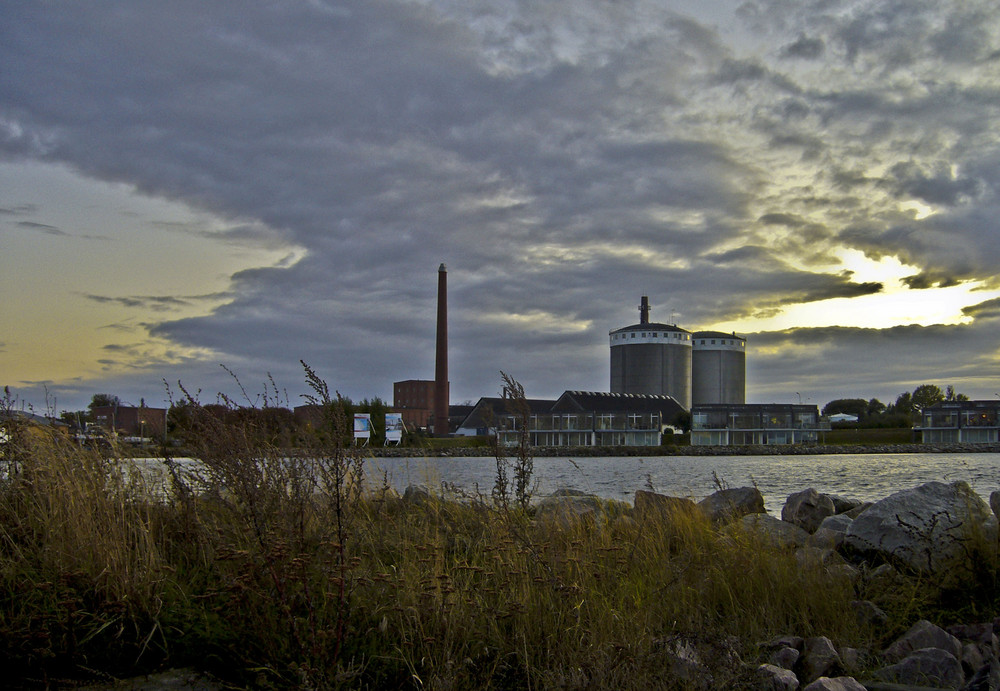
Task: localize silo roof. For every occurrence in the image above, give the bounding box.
[692,330,745,340]
[610,322,690,335]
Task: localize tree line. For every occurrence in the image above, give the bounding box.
[822,384,970,427]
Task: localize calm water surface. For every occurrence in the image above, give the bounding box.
[367,453,1000,515]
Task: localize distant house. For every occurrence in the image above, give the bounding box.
[91,404,167,439]
[690,403,828,446]
[454,397,558,437]
[918,400,1000,443]
[392,379,436,430]
[828,413,859,423]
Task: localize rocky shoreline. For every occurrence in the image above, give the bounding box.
[536,479,1000,690]
[371,442,1000,457]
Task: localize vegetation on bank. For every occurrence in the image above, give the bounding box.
[1,374,996,689]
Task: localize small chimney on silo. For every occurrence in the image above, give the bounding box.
[639,295,650,325]
[433,263,450,436]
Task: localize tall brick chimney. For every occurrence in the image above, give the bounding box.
[433,263,449,435]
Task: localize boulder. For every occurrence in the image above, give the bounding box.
[827,495,864,515]
[964,655,1000,691]
[818,514,854,534]
[844,481,992,573]
[771,646,801,671]
[756,663,800,690]
[808,515,853,549]
[990,490,1000,520]
[403,485,432,504]
[783,489,837,533]
[535,491,602,523]
[735,514,810,549]
[801,678,865,691]
[850,600,888,628]
[634,490,699,520]
[873,647,965,689]
[799,636,842,684]
[884,620,963,664]
[698,486,765,524]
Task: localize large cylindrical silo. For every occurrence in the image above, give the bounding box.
[691,331,746,405]
[609,297,692,408]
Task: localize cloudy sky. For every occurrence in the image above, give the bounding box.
[4,0,1000,414]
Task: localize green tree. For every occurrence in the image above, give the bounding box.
[910,384,945,413]
[866,398,886,417]
[892,391,913,416]
[822,398,868,419]
[945,385,969,402]
[88,393,121,414]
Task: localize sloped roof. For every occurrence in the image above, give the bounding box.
[553,391,685,417]
[457,396,558,429]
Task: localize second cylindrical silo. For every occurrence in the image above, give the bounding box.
[691,331,746,405]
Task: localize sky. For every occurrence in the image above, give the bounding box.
[4,0,1000,415]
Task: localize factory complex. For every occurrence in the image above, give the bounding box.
[393,268,830,447]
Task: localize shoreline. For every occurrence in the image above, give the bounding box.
[370,442,1000,457]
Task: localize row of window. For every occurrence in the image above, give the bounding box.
[609,332,745,346]
[611,332,690,341]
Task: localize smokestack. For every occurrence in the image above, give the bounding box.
[434,263,449,436]
[639,295,650,325]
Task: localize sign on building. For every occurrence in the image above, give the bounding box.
[353,413,371,445]
[385,412,404,445]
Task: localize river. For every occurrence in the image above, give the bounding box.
[366,452,1000,515]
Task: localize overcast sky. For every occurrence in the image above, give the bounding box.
[4,0,1000,414]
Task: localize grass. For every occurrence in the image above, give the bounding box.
[0,379,994,689]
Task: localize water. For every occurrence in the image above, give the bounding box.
[366,453,1000,515]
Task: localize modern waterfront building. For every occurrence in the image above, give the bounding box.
[917,400,1000,443]
[690,403,828,446]
[459,390,685,447]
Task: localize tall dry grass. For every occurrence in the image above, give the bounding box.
[0,375,989,688]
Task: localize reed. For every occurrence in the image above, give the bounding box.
[0,377,992,689]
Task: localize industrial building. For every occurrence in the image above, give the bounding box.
[610,297,746,409]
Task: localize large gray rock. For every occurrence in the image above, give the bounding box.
[801,678,866,691]
[698,486,765,524]
[800,636,842,684]
[756,664,800,690]
[884,620,963,663]
[783,489,837,533]
[808,515,852,549]
[828,495,864,515]
[844,481,992,573]
[874,647,965,689]
[734,513,811,549]
[634,490,699,519]
[990,490,1000,520]
[535,490,602,523]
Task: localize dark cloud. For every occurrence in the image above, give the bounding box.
[15,220,67,235]
[0,204,37,215]
[885,161,982,206]
[82,293,224,313]
[4,0,1000,410]
[781,34,825,60]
